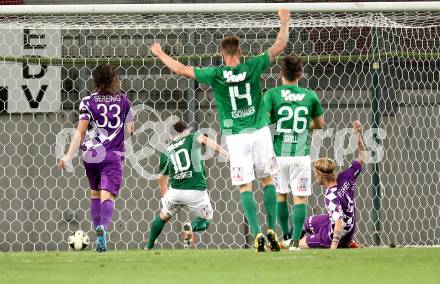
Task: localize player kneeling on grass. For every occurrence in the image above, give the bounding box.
[264,55,324,251]
[145,120,229,249]
[299,121,365,249]
[59,64,134,252]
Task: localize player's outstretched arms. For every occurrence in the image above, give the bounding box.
[58,120,89,170]
[310,115,324,130]
[267,8,290,62]
[330,219,345,249]
[157,175,169,198]
[353,120,366,165]
[150,43,195,79]
[197,135,230,161]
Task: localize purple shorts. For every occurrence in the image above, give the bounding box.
[304,214,332,248]
[83,159,123,196]
[303,214,355,249]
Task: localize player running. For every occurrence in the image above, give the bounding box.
[299,121,365,249]
[145,120,228,249]
[150,8,290,252]
[263,55,324,251]
[58,64,134,252]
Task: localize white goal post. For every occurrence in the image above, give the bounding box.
[1,2,440,14]
[0,2,439,251]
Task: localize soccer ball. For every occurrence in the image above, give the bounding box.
[68,230,90,251]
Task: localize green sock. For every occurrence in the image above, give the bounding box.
[277,201,290,236]
[292,204,307,241]
[146,215,166,249]
[240,191,260,238]
[263,184,277,230]
[191,217,211,232]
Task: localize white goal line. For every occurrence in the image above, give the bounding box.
[0,2,440,15]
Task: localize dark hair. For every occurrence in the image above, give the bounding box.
[220,36,240,56]
[173,120,188,134]
[281,55,303,82]
[93,64,117,93]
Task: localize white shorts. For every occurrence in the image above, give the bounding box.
[161,188,213,220]
[226,126,278,185]
[274,156,312,196]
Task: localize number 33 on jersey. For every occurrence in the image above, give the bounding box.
[79,91,133,160]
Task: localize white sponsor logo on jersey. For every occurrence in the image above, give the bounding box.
[281,90,305,102]
[167,138,186,151]
[223,71,247,83]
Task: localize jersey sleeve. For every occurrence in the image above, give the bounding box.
[311,92,324,118]
[158,152,170,176]
[79,96,92,121]
[339,160,363,182]
[248,51,271,73]
[194,67,217,85]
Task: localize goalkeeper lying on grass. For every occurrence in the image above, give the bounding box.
[299,121,365,249]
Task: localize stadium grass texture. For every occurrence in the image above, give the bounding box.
[0,248,439,284]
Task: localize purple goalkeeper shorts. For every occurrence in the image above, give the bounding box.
[303,214,355,248]
[303,214,332,248]
[83,159,123,196]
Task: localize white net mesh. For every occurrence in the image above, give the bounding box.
[0,11,439,251]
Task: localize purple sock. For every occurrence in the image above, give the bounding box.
[90,199,101,229]
[100,199,115,230]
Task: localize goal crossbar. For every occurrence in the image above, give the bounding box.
[0,2,440,15]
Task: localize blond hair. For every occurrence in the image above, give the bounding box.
[313,158,337,181]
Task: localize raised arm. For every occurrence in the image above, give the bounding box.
[58,120,89,170]
[150,43,195,79]
[197,134,229,161]
[267,8,291,62]
[353,120,366,165]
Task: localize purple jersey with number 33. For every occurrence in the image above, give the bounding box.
[79,90,133,162]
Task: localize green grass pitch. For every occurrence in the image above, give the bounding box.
[1,248,439,284]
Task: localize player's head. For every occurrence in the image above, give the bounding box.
[220,35,241,61]
[313,157,336,185]
[280,55,303,83]
[93,64,119,93]
[172,120,188,134]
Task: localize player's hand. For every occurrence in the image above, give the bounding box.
[278,8,290,23]
[58,155,70,170]
[150,43,162,56]
[222,152,230,162]
[353,120,362,135]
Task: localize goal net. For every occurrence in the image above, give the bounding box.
[0,4,439,251]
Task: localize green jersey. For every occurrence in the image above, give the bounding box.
[264,84,324,157]
[194,52,271,135]
[159,132,207,190]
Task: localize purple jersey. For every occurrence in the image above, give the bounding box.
[325,160,362,233]
[79,90,133,162]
